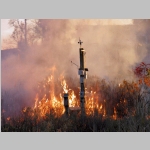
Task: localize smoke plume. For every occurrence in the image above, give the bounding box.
[1,19,149,116]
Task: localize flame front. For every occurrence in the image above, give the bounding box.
[30,72,107,118]
[21,66,147,120]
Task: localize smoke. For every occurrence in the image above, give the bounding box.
[1,19,149,117]
[2,19,149,89]
[40,19,147,81]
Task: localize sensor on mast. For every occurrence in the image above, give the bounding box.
[78,38,88,116]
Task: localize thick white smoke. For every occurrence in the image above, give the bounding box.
[1,19,149,116]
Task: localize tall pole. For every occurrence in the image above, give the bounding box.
[25,19,27,48]
[78,39,88,116]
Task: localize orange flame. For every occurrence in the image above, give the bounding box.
[22,66,145,120]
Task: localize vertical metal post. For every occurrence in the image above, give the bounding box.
[24,19,27,48]
[64,93,69,116]
[79,48,85,115]
[78,39,88,117]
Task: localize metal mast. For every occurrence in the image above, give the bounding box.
[78,38,88,116]
[25,19,27,48]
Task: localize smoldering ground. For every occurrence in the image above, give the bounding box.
[1,19,149,118]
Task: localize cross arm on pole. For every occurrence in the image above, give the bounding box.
[78,38,83,47]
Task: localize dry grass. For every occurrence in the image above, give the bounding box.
[1,77,150,132]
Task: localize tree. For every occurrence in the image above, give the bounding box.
[8,19,28,51]
[32,19,50,42]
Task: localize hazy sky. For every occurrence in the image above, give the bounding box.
[1,19,133,38]
[1,19,25,49]
[1,19,13,38]
[1,19,133,49]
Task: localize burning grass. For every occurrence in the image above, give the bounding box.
[1,70,150,131]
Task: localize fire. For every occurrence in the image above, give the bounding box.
[61,78,68,93]
[24,71,106,118]
[113,107,117,120]
[21,64,150,120]
[34,94,39,109]
[68,90,77,107]
[85,90,105,116]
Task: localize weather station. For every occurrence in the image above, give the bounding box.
[63,38,88,116]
